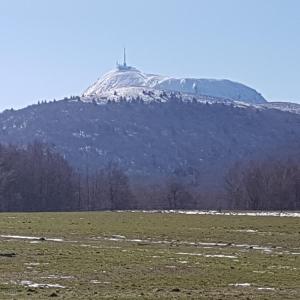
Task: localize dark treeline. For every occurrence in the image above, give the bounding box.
[225,160,300,210]
[0,142,299,212]
[0,143,76,211]
[0,142,136,212]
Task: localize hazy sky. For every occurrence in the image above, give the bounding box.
[0,0,299,111]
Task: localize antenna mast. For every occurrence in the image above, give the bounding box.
[123,47,127,67]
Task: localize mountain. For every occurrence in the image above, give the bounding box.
[1,97,300,191]
[83,66,266,105]
[0,63,299,192]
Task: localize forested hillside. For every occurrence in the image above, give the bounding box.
[0,95,300,211]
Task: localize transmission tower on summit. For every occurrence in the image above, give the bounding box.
[123,47,127,67]
[117,48,131,70]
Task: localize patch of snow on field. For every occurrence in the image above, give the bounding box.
[19,280,65,288]
[229,283,251,287]
[90,280,110,284]
[234,229,258,233]
[24,263,40,266]
[1,235,41,240]
[205,254,237,258]
[128,210,300,218]
[93,234,300,256]
[176,252,237,259]
[174,210,300,217]
[94,235,290,256]
[252,246,273,253]
[111,235,126,239]
[0,235,64,242]
[229,283,276,291]
[253,270,266,274]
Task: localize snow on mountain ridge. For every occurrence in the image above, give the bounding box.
[83,86,238,106]
[83,67,266,104]
[260,102,300,114]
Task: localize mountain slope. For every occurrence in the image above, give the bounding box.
[1,98,299,190]
[1,64,299,192]
[83,67,266,104]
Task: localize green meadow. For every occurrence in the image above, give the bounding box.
[0,212,299,299]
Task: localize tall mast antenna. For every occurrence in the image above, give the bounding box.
[123,47,127,67]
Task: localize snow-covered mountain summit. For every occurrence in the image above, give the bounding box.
[83,63,266,105]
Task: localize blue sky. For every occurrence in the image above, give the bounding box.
[0,0,299,111]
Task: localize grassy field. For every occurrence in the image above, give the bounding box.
[0,211,299,299]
